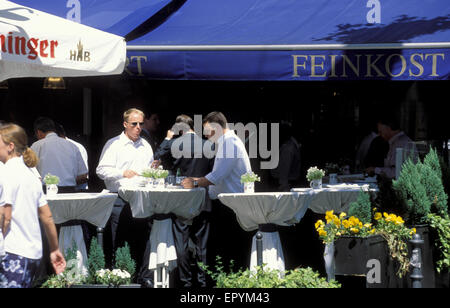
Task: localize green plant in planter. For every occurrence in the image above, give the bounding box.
[87,237,105,284]
[43,173,60,185]
[348,190,372,224]
[114,242,136,279]
[199,257,340,288]
[41,241,86,288]
[392,159,431,225]
[427,213,450,273]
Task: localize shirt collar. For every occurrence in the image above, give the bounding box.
[45,132,58,139]
[120,131,143,146]
[5,156,24,167]
[389,131,405,145]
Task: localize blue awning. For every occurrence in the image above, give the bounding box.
[125,0,450,81]
[13,0,171,37]
[15,0,450,81]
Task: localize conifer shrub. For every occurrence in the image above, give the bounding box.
[348,190,372,224]
[114,242,136,279]
[87,237,105,283]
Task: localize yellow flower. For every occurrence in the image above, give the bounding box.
[315,220,325,229]
[342,220,350,229]
[336,232,342,236]
[374,212,382,220]
[383,212,389,218]
[369,228,376,234]
[339,212,347,219]
[364,223,372,228]
[350,228,359,234]
[395,216,404,225]
[318,229,327,237]
[410,228,416,235]
[333,217,341,227]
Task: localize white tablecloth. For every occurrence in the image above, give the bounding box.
[291,184,377,214]
[218,192,312,274]
[46,192,118,274]
[119,186,205,271]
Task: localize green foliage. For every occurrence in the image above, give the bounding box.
[43,173,59,185]
[348,190,372,224]
[199,257,340,288]
[422,148,448,215]
[427,213,450,273]
[393,159,431,225]
[393,148,449,225]
[114,242,136,279]
[87,237,105,283]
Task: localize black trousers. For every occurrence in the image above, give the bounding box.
[207,199,253,273]
[172,211,211,288]
[106,203,150,279]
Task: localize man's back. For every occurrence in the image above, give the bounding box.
[31,132,87,187]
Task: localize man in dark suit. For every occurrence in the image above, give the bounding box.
[143,114,215,287]
[140,108,161,153]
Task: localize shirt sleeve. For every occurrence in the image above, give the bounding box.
[75,146,88,176]
[96,141,123,181]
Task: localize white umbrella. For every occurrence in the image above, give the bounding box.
[0,0,126,81]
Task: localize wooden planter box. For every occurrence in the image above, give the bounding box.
[334,235,395,288]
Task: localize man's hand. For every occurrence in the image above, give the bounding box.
[123,170,138,179]
[50,249,66,275]
[166,130,175,140]
[181,177,194,189]
[151,160,161,169]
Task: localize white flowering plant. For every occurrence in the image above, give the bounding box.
[43,173,60,185]
[95,269,131,287]
[141,166,169,179]
[306,166,326,182]
[240,171,261,184]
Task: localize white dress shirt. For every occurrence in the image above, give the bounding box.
[31,132,88,187]
[375,131,416,179]
[206,130,252,199]
[96,132,154,193]
[67,137,89,190]
[1,157,47,259]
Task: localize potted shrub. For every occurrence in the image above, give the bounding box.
[43,173,59,196]
[392,148,449,287]
[142,166,169,188]
[307,166,325,189]
[43,238,140,288]
[315,190,416,288]
[240,171,261,193]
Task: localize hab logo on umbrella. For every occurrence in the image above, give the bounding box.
[69,40,90,62]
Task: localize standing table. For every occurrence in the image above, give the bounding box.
[217,192,313,275]
[46,192,117,274]
[119,185,205,288]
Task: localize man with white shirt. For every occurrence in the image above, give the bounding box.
[365,114,417,180]
[31,117,88,192]
[181,111,252,272]
[55,123,89,191]
[96,108,154,286]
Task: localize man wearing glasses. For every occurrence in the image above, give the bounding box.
[96,108,154,286]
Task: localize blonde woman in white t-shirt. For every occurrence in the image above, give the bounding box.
[0,124,66,288]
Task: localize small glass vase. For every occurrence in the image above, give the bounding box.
[46,184,58,196]
[153,178,165,188]
[309,178,322,189]
[243,181,255,193]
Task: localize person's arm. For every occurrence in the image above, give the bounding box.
[1,205,11,236]
[96,140,137,179]
[181,176,213,188]
[38,204,66,274]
